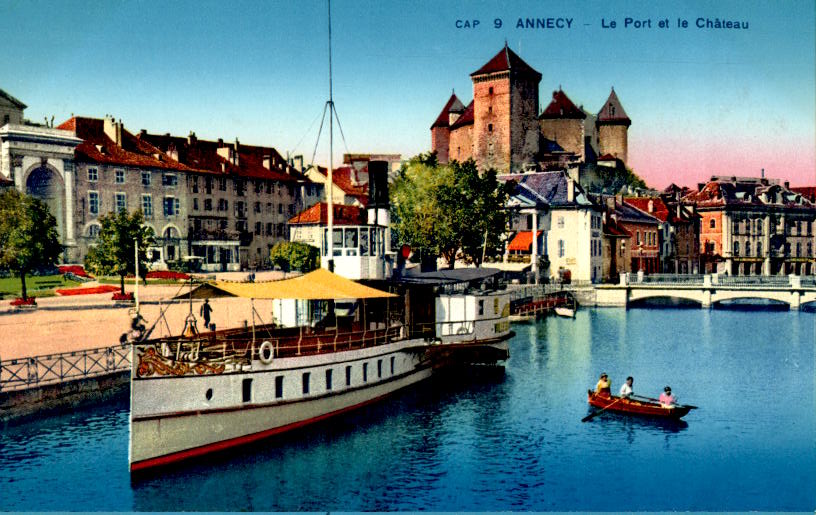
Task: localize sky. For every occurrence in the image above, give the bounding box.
[2,0,814,189]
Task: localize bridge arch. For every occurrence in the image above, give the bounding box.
[628,288,705,305]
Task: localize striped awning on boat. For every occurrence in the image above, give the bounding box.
[179,268,396,300]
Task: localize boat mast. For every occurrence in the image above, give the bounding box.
[326,0,335,271]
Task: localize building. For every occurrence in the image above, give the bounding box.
[601,211,631,283]
[0,88,26,127]
[431,46,631,175]
[684,176,816,275]
[305,165,368,207]
[501,180,551,282]
[623,196,700,274]
[500,170,602,282]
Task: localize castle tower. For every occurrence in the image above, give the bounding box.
[539,88,587,160]
[596,88,631,164]
[430,92,465,164]
[470,44,541,173]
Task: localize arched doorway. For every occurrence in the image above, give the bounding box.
[163,226,180,262]
[25,165,64,241]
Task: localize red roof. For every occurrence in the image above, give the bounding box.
[471,45,541,80]
[508,230,542,251]
[598,153,618,161]
[313,166,369,205]
[623,197,671,222]
[288,202,366,226]
[450,101,474,129]
[604,218,631,237]
[791,186,816,202]
[431,93,465,129]
[597,88,631,126]
[540,89,586,119]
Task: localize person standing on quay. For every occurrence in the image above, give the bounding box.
[619,376,634,398]
[200,298,213,330]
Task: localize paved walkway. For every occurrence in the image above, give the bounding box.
[0,273,290,361]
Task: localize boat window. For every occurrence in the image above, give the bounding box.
[377,359,382,378]
[362,362,368,382]
[344,228,358,249]
[275,376,284,398]
[370,228,378,255]
[302,372,310,395]
[346,365,352,386]
[242,378,252,403]
[478,300,484,316]
[360,229,369,256]
[325,369,333,391]
[390,356,395,375]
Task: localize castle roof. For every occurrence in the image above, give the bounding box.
[597,88,631,126]
[540,89,586,119]
[499,170,595,208]
[450,101,474,129]
[431,93,465,129]
[0,88,26,109]
[471,45,541,80]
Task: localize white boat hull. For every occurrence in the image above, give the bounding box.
[554,307,575,318]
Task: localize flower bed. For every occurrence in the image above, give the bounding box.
[58,265,93,278]
[56,285,120,296]
[10,297,37,306]
[146,270,190,280]
[112,292,135,301]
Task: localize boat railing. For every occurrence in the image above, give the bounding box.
[0,344,131,392]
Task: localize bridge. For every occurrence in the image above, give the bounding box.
[595,273,816,310]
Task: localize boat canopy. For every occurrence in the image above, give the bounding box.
[178,268,396,300]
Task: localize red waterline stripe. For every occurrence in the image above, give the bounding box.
[130,379,413,472]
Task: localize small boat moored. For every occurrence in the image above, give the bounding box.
[554,306,575,318]
[586,391,695,420]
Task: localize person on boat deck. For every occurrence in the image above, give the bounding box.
[595,373,611,395]
[200,299,213,330]
[659,386,676,407]
[619,376,634,398]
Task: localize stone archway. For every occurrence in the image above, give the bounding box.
[25,164,65,242]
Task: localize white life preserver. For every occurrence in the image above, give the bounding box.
[258,340,274,364]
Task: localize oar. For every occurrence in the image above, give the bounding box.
[582,396,624,422]
[630,394,698,410]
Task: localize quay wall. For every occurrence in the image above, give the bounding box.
[0,370,128,424]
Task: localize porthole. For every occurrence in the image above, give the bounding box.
[205,388,213,401]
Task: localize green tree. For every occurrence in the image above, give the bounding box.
[269,241,320,273]
[84,210,155,295]
[390,153,513,268]
[590,165,648,193]
[0,189,63,300]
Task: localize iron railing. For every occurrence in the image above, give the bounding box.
[0,344,131,392]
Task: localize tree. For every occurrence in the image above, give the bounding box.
[0,189,63,300]
[269,241,319,273]
[84,210,155,295]
[390,154,513,268]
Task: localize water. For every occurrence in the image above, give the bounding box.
[1,308,813,511]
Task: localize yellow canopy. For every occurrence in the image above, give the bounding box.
[181,268,396,300]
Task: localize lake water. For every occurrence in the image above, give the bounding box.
[1,307,813,511]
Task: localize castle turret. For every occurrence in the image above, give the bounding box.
[596,88,631,164]
[430,92,465,164]
[539,88,587,160]
[470,44,541,173]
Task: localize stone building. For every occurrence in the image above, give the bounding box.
[684,176,816,276]
[624,196,700,274]
[0,88,26,127]
[602,211,631,283]
[431,46,631,175]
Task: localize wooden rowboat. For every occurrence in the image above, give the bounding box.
[587,391,694,419]
[554,306,575,318]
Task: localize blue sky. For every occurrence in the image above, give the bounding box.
[2,0,814,187]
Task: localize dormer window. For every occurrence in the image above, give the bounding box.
[609,103,616,116]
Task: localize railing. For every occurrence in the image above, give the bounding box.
[0,344,131,392]
[716,275,790,287]
[621,273,816,288]
[636,274,705,285]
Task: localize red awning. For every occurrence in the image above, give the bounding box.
[508,231,543,252]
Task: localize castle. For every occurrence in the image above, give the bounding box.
[430,44,631,174]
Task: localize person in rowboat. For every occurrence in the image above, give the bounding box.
[619,376,633,398]
[595,373,611,396]
[659,386,676,407]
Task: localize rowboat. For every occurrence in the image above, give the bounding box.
[586,391,694,419]
[554,306,575,318]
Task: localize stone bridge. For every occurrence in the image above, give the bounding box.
[595,273,816,310]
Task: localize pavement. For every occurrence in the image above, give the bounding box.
[0,272,291,361]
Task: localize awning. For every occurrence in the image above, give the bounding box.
[177,268,396,300]
[508,231,543,252]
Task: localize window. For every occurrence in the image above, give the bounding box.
[808,243,812,257]
[266,202,273,214]
[362,363,368,382]
[115,169,125,184]
[141,171,151,186]
[235,201,246,218]
[87,224,101,239]
[255,221,262,235]
[193,198,199,211]
[163,196,179,217]
[745,241,751,256]
[115,192,127,212]
[191,176,199,193]
[710,218,716,229]
[254,180,263,194]
[390,356,395,375]
[205,177,213,194]
[266,222,273,235]
[236,220,247,232]
[636,231,641,245]
[242,378,252,403]
[557,216,564,229]
[275,376,284,398]
[345,365,352,386]
[204,198,213,211]
[88,167,98,182]
[254,201,261,213]
[558,239,565,258]
[142,194,152,218]
[219,177,227,191]
[278,204,283,214]
[89,191,99,215]
[796,242,801,257]
[377,359,382,379]
[162,173,178,187]
[489,86,494,95]
[478,300,484,316]
[302,372,310,394]
[733,241,740,256]
[266,182,273,194]
[325,369,333,391]
[488,123,493,132]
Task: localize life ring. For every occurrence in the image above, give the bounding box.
[258,341,274,364]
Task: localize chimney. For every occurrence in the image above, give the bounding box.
[566,177,575,203]
[103,115,122,146]
[293,155,304,172]
[139,129,147,137]
[677,203,682,220]
[761,168,765,179]
[697,182,705,191]
[784,181,790,190]
[167,142,179,161]
[647,199,654,213]
[217,138,224,147]
[188,131,197,146]
[263,155,272,170]
[233,139,239,166]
